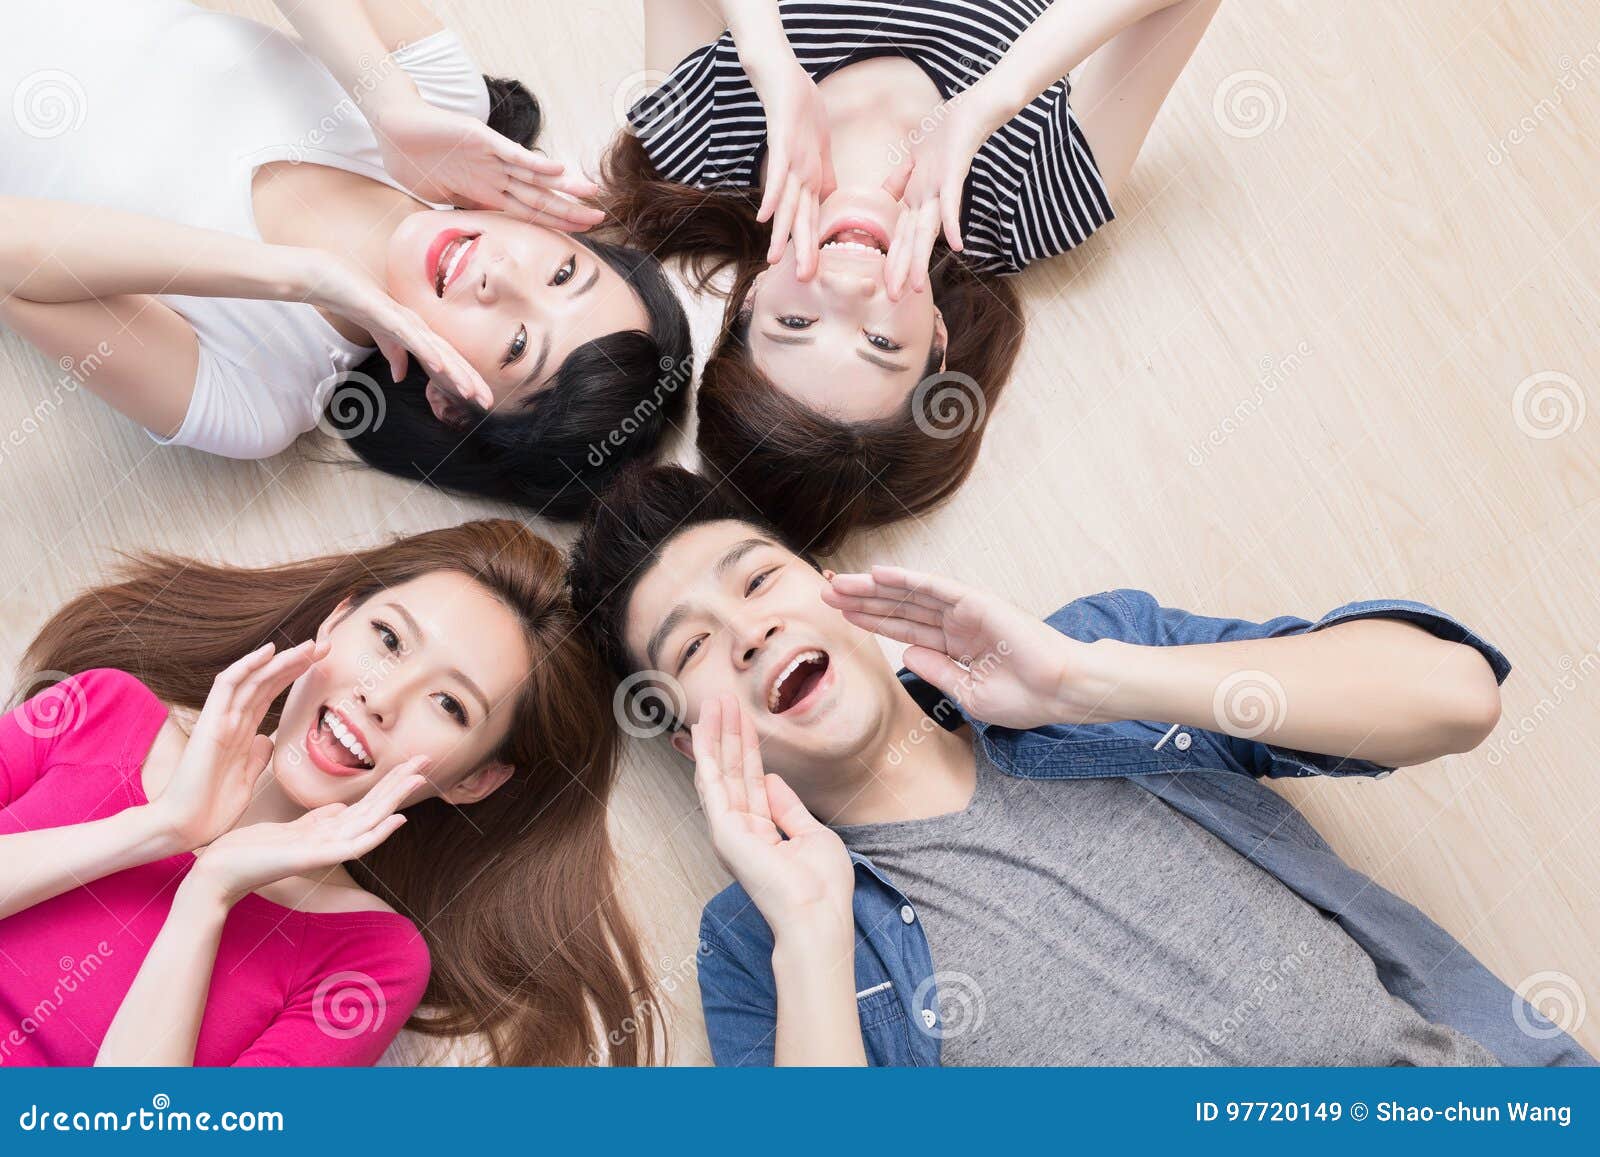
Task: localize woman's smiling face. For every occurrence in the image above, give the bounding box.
[744,189,945,422]
[386,209,649,420]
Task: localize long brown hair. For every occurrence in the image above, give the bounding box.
[602,133,1026,554]
[18,520,658,1066]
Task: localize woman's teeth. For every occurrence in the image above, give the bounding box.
[435,235,476,296]
[322,709,372,767]
[821,239,883,253]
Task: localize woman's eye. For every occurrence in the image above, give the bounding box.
[552,255,576,287]
[503,323,527,366]
[436,693,468,725]
[865,331,903,352]
[746,567,777,595]
[373,621,401,653]
[678,637,703,672]
[777,315,814,330]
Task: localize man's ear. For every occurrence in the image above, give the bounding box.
[669,729,694,762]
[424,381,473,427]
[438,761,514,806]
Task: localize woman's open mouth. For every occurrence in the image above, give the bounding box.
[426,228,480,297]
[303,705,375,777]
[819,218,890,255]
[765,649,833,715]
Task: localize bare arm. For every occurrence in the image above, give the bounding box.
[0,805,186,923]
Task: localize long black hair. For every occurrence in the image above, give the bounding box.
[332,77,693,519]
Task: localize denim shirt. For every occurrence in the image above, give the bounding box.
[696,590,1596,1067]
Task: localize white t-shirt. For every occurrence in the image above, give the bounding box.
[1,0,490,458]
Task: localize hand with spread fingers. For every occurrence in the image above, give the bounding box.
[753,63,837,279]
[371,100,606,233]
[185,758,428,905]
[148,639,327,852]
[822,565,1100,730]
[690,693,854,932]
[883,100,994,300]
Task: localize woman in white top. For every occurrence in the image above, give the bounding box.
[0,0,690,516]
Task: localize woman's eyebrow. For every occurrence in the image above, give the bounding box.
[856,348,908,372]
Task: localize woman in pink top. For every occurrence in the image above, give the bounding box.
[0,521,657,1066]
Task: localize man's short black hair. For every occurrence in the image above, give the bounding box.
[567,463,810,680]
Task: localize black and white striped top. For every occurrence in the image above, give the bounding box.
[628,0,1114,275]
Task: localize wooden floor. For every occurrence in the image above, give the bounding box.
[3,1,1596,1063]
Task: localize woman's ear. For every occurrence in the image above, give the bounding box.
[439,760,514,806]
[669,729,694,761]
[424,381,474,428]
[932,306,949,373]
[317,596,355,644]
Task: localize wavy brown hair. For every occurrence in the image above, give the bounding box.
[18,520,658,1066]
[602,133,1025,553]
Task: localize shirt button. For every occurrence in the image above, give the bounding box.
[1174,732,1192,751]
[900,905,916,925]
[921,1008,937,1029]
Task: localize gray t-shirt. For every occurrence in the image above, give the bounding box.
[835,742,1497,1066]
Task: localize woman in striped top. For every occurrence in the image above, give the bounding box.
[605,0,1220,550]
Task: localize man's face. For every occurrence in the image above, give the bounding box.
[622,520,903,776]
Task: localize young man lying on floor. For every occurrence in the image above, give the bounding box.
[567,465,1593,1067]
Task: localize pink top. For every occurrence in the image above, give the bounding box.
[0,669,430,1067]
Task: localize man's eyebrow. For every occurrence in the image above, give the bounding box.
[646,603,689,672]
[715,537,772,577]
[760,332,815,346]
[382,601,492,720]
[855,348,908,373]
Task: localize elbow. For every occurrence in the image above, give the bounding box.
[1434,645,1503,755]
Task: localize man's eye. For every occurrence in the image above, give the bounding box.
[552,255,576,286]
[865,331,903,352]
[678,637,704,671]
[503,323,527,366]
[777,315,814,330]
[746,567,776,595]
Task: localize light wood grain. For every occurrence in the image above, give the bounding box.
[3,0,1595,1063]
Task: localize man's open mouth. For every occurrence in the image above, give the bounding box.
[766,649,831,714]
[307,705,375,773]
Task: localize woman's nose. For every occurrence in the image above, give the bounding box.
[819,268,878,299]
